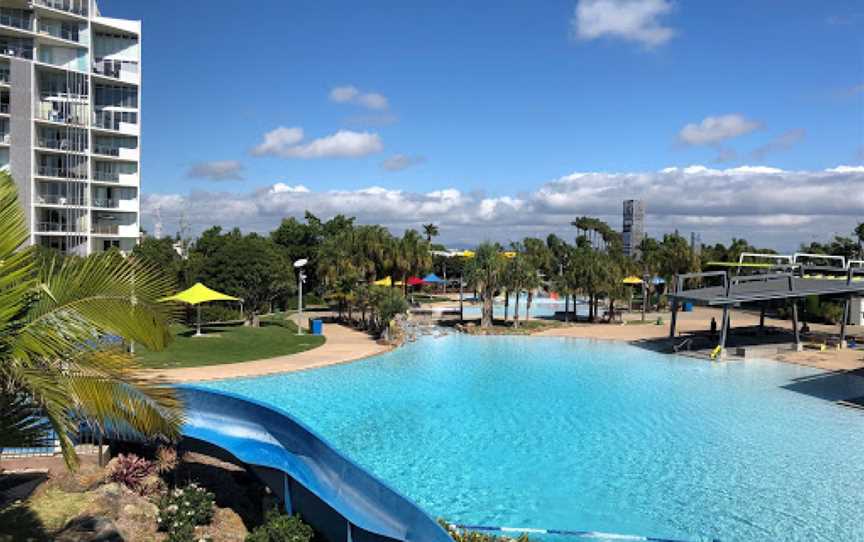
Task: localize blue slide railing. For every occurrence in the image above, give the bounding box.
[178,386,452,542]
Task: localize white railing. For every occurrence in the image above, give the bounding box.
[33,0,88,17]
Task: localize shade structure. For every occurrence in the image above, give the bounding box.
[502,251,517,259]
[160,282,240,337]
[422,273,444,284]
[460,250,475,258]
[373,277,393,287]
[651,276,666,286]
[406,276,425,287]
[623,276,644,285]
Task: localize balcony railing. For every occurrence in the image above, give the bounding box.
[92,111,136,131]
[36,194,86,206]
[93,59,139,80]
[36,106,86,126]
[38,25,81,44]
[36,137,87,152]
[0,103,8,114]
[0,133,10,144]
[91,198,120,209]
[33,0,88,17]
[36,165,87,179]
[36,221,85,233]
[0,11,33,32]
[0,41,34,60]
[92,224,119,235]
[92,143,120,156]
[0,68,9,84]
[92,170,120,182]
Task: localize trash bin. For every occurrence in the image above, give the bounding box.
[310,319,324,335]
[682,302,694,312]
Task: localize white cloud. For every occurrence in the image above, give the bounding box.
[572,0,675,48]
[186,160,244,181]
[251,127,383,159]
[678,114,761,146]
[750,128,806,161]
[329,85,390,110]
[143,165,864,251]
[381,154,426,172]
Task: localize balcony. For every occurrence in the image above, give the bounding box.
[0,133,10,145]
[91,223,119,235]
[0,67,9,84]
[92,169,119,182]
[35,194,86,206]
[32,0,88,18]
[91,197,120,209]
[92,111,139,135]
[0,10,33,32]
[36,165,87,180]
[92,59,139,84]
[0,103,8,115]
[36,221,85,233]
[0,40,34,60]
[36,104,87,126]
[36,137,86,153]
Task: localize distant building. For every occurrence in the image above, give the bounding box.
[622,199,645,258]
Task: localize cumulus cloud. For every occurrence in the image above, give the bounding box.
[750,128,806,161]
[572,0,675,48]
[143,165,864,251]
[678,114,762,146]
[251,127,383,159]
[381,154,427,172]
[329,85,390,110]
[186,160,244,181]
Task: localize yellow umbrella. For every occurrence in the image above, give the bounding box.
[461,250,475,258]
[373,276,392,287]
[502,251,517,259]
[622,276,644,285]
[160,282,240,336]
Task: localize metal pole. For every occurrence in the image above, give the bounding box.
[459,273,464,322]
[669,299,679,338]
[719,304,730,356]
[196,304,202,336]
[791,300,800,348]
[297,270,303,335]
[759,305,766,331]
[840,295,851,347]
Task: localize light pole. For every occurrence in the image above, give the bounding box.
[294,259,308,335]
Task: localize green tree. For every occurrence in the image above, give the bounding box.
[422,223,439,243]
[504,247,539,328]
[465,242,506,328]
[0,173,182,468]
[133,236,188,288]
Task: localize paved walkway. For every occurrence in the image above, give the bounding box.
[145,318,390,383]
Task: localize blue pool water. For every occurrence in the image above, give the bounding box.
[202,335,864,541]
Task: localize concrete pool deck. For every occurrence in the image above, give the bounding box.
[144,316,390,383]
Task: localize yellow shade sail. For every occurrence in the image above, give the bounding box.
[460,250,475,258]
[373,276,393,287]
[622,276,644,285]
[160,282,240,306]
[502,251,517,259]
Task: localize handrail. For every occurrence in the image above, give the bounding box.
[793,252,846,269]
[177,386,452,542]
[674,270,728,295]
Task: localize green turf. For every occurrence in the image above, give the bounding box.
[135,316,326,369]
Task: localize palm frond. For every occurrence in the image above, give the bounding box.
[0,386,54,449]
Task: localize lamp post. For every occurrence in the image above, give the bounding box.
[294,259,308,335]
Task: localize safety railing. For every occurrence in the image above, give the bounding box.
[92,169,120,182]
[36,137,87,152]
[92,143,120,156]
[0,67,9,84]
[0,10,33,32]
[92,223,119,235]
[36,194,86,206]
[93,58,139,80]
[35,165,87,179]
[33,0,88,17]
[92,198,119,209]
[35,221,85,233]
[93,111,137,131]
[0,40,34,60]
[0,102,8,114]
[38,24,82,44]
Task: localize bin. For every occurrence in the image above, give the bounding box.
[310,319,324,335]
[682,302,694,312]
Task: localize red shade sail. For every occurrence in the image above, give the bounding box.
[406,276,425,286]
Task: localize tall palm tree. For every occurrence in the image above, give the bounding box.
[395,230,431,295]
[465,242,505,328]
[0,173,182,468]
[422,223,439,243]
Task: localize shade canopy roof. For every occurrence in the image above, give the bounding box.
[160,282,240,306]
[423,273,445,283]
[406,276,425,286]
[373,277,392,287]
[623,276,644,285]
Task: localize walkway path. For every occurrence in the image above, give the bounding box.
[146,318,390,383]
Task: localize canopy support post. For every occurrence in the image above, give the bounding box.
[759,304,766,331]
[196,304,202,337]
[459,273,464,322]
[669,299,679,339]
[718,304,730,358]
[791,299,801,350]
[840,295,851,348]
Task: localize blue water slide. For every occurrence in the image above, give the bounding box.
[178,386,452,542]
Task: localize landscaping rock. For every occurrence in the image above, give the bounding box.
[198,507,248,541]
[55,516,123,542]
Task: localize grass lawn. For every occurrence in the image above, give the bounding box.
[136,316,325,369]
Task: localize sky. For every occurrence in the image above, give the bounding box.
[104,0,864,250]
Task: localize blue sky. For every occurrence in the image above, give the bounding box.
[104,0,864,248]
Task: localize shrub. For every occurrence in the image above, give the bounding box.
[158,483,215,538]
[246,510,314,542]
[155,446,179,474]
[439,520,531,542]
[106,453,156,494]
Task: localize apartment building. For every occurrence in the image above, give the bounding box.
[0,0,140,255]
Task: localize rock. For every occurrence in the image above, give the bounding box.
[55,516,124,542]
[198,507,248,542]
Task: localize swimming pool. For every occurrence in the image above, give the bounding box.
[202,335,864,541]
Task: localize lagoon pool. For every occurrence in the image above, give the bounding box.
[202,335,864,541]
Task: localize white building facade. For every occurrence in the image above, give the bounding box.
[0,0,141,255]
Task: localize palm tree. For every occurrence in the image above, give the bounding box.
[422,223,439,244]
[504,249,537,328]
[855,222,864,258]
[465,242,506,328]
[0,173,182,468]
[395,230,432,295]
